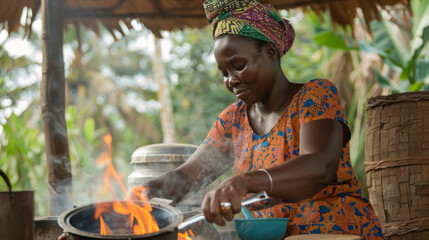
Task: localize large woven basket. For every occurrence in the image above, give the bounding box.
[364,91,429,239]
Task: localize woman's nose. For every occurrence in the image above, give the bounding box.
[225,74,239,88]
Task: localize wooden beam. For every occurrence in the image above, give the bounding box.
[271,0,350,9]
[41,0,73,215]
[64,11,205,20]
[62,0,352,20]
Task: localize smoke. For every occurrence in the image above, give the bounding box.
[71,157,130,206]
[67,141,247,238]
[70,134,132,207]
[131,143,234,208]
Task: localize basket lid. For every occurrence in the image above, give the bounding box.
[131,143,198,163]
[367,91,429,110]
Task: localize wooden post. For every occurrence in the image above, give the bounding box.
[153,36,176,143]
[41,0,73,215]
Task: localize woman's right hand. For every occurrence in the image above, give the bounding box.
[201,173,249,226]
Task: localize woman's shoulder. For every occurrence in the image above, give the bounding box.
[306,78,336,88]
[298,78,339,97]
[218,100,246,118]
[225,100,246,111]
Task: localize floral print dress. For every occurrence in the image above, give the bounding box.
[204,79,383,239]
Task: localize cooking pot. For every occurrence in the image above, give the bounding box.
[58,201,182,240]
[58,192,269,239]
[57,200,225,240]
[0,170,34,240]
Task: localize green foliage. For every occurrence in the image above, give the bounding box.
[1,39,46,213]
[0,43,40,111]
[66,105,106,174]
[307,10,357,51]
[283,10,345,82]
[2,23,166,214]
[167,26,236,144]
[63,23,161,172]
[357,1,429,92]
[0,43,36,73]
[0,111,47,215]
[309,3,429,197]
[0,103,137,215]
[313,31,358,51]
[62,25,165,203]
[65,105,117,204]
[345,16,429,196]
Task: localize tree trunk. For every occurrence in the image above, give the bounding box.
[153,36,176,143]
[41,0,73,215]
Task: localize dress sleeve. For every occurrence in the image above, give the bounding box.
[203,103,235,154]
[298,79,351,144]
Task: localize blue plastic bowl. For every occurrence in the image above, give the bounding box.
[234,218,288,240]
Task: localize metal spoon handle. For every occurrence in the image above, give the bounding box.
[241,191,269,206]
[178,214,205,230]
[178,191,268,230]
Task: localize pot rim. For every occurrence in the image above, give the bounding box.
[58,201,183,239]
[0,190,34,193]
[131,143,197,163]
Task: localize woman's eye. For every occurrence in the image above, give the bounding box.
[235,65,245,71]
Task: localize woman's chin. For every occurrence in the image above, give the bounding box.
[238,97,257,105]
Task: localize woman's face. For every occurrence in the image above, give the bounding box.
[214,35,277,105]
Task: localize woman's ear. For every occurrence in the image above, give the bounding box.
[264,43,279,62]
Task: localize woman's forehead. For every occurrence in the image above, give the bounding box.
[215,34,255,44]
[213,36,263,68]
[214,35,257,53]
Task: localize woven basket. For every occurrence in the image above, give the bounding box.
[364,91,429,239]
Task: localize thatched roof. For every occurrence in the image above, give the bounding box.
[1,0,410,38]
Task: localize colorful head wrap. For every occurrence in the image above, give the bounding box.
[203,0,295,57]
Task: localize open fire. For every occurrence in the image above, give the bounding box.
[91,134,193,239]
[178,229,194,239]
[94,186,160,235]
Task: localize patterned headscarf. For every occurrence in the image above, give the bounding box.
[203,0,295,57]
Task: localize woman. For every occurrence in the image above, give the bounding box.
[135,0,383,238]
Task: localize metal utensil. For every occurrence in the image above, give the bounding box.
[178,191,268,230]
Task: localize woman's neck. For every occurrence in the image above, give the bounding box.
[247,75,303,136]
[253,74,295,114]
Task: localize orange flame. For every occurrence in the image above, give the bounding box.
[98,216,112,235]
[93,134,195,239]
[178,230,195,240]
[94,134,160,235]
[95,134,127,198]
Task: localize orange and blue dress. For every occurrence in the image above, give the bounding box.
[204,79,383,239]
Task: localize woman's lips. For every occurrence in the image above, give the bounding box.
[234,88,249,99]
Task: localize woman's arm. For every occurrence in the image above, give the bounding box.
[202,119,344,225]
[134,143,234,204]
[253,118,343,199]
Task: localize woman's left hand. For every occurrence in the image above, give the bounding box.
[201,174,249,226]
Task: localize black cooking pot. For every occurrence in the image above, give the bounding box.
[58,201,182,240]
